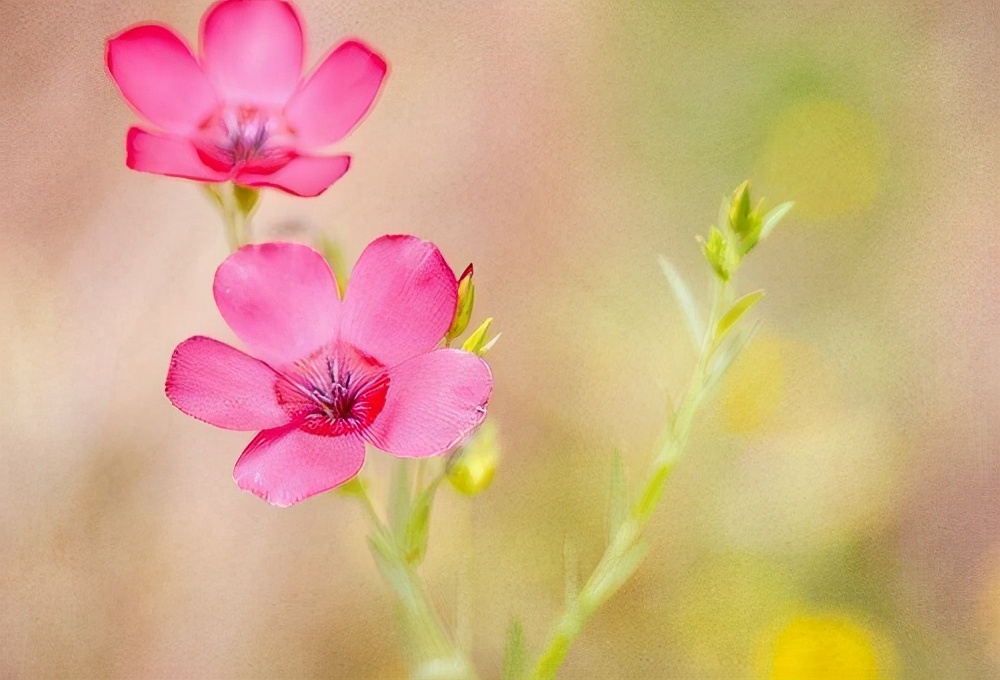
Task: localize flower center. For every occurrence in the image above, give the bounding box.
[197,106,293,174]
[275,345,389,438]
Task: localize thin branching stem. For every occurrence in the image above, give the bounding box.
[530,277,731,680]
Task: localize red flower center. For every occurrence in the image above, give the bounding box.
[196,106,294,174]
[275,344,389,438]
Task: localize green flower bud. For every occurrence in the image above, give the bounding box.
[727,181,767,255]
[699,225,735,281]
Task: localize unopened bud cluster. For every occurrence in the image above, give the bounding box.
[699,181,792,281]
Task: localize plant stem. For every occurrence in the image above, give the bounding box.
[222,193,252,251]
[530,278,730,680]
[356,481,479,680]
[204,182,254,251]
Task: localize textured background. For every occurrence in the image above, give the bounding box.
[2,0,998,677]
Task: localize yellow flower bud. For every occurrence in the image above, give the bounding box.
[447,421,499,496]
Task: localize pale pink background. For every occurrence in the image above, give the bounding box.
[2,1,998,677]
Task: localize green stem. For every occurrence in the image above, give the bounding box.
[356,481,479,680]
[530,277,730,680]
[205,182,255,251]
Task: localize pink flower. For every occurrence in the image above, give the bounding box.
[165,236,493,507]
[106,0,387,197]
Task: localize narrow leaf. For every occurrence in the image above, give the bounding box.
[402,482,437,565]
[759,201,793,241]
[462,317,493,355]
[608,451,629,542]
[713,290,765,350]
[704,319,763,396]
[658,255,703,347]
[477,332,501,355]
[589,539,650,608]
[502,618,529,680]
[201,183,225,210]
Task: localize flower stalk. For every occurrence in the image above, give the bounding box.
[203,182,259,251]
[356,466,480,680]
[527,183,791,679]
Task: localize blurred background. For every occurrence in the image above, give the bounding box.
[2,0,998,677]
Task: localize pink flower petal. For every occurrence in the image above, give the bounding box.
[106,24,219,134]
[200,0,304,107]
[165,336,291,431]
[285,40,388,149]
[234,426,365,506]
[341,236,458,367]
[126,127,229,182]
[213,242,340,368]
[236,154,351,197]
[366,349,492,458]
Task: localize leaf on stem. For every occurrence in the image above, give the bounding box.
[712,290,765,351]
[658,255,703,347]
[609,450,629,543]
[704,319,763,397]
[201,183,225,210]
[588,538,649,608]
[502,618,529,680]
[403,482,438,566]
[759,201,794,241]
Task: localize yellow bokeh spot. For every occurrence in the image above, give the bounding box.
[758,100,883,221]
[720,332,787,434]
[719,331,841,436]
[766,615,883,680]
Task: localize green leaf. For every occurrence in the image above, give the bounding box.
[588,538,649,608]
[608,451,629,542]
[462,318,499,356]
[201,183,225,210]
[658,255,703,347]
[636,464,671,522]
[502,618,529,680]
[713,290,765,350]
[704,319,763,397]
[232,184,261,217]
[759,201,793,241]
[402,482,437,565]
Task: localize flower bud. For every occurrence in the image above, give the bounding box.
[446,264,475,342]
[447,421,499,496]
[727,181,765,254]
[699,226,734,281]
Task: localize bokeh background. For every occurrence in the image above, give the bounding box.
[2,0,998,677]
